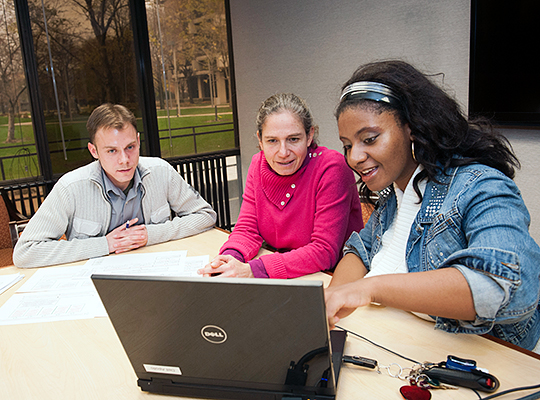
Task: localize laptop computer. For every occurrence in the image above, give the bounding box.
[91,275,347,400]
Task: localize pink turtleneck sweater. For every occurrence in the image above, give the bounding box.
[220,146,363,278]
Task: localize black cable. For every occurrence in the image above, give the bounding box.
[478,384,540,400]
[472,389,483,399]
[337,325,540,400]
[516,390,540,400]
[296,346,327,368]
[335,325,419,364]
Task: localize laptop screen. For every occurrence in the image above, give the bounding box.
[92,275,341,399]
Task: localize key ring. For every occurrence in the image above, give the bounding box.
[379,362,405,379]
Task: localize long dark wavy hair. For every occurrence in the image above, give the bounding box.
[335,60,519,204]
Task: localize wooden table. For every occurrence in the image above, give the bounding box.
[1,229,539,399]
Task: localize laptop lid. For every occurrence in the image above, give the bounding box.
[91,275,345,400]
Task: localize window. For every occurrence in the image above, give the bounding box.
[0,0,36,181]
[1,0,240,228]
[146,0,235,159]
[29,0,143,176]
[1,0,238,185]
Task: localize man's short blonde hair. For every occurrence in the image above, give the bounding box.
[87,103,137,143]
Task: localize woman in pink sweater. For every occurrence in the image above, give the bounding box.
[198,93,363,278]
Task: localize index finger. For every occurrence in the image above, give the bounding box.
[198,264,225,277]
[324,288,341,324]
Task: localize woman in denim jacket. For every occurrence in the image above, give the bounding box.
[325,60,540,352]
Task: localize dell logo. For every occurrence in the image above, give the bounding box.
[201,325,227,344]
[205,331,224,338]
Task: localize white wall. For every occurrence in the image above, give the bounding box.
[228,0,540,241]
[503,128,540,241]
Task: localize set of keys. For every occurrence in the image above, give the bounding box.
[343,354,499,400]
[400,362,461,400]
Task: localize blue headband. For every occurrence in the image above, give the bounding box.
[339,81,403,109]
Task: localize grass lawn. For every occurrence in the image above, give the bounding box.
[0,108,235,181]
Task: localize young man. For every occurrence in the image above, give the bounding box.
[13,104,216,268]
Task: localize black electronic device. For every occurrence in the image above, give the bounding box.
[469,0,540,126]
[91,275,346,400]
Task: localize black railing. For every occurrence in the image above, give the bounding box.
[168,149,239,231]
[0,149,239,231]
[0,180,55,219]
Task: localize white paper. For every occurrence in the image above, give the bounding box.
[17,251,189,294]
[0,273,24,295]
[1,251,209,326]
[16,265,95,293]
[87,250,189,276]
[182,255,209,276]
[0,288,107,325]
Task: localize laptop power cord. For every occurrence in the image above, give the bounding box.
[285,347,330,387]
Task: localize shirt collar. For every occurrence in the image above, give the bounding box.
[102,166,142,198]
[393,164,425,207]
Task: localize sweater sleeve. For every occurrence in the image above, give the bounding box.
[218,156,264,260]
[13,182,110,268]
[260,155,362,279]
[145,163,217,245]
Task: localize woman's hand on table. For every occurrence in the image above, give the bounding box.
[198,255,254,278]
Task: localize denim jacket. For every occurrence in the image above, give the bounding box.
[344,164,540,350]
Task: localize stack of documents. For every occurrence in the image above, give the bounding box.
[0,273,24,295]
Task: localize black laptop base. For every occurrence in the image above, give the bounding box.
[137,330,347,400]
[138,377,337,400]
